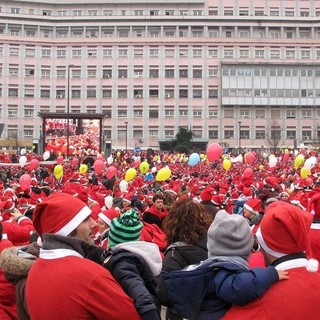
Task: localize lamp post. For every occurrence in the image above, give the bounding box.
[66,64,74,159]
[125,121,128,153]
[238,120,242,154]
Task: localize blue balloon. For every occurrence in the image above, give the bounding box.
[188,153,200,166]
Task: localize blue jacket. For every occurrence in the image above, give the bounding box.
[157,257,279,320]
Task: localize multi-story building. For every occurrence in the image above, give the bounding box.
[1,0,320,151]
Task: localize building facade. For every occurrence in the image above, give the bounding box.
[0,0,320,151]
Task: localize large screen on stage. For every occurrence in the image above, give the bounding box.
[44,117,102,155]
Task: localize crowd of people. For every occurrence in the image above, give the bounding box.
[0,146,320,319]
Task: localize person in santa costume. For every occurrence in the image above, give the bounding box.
[25,193,140,320]
[143,193,168,229]
[223,202,320,320]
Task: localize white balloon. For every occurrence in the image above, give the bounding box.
[107,156,113,165]
[19,156,27,167]
[119,180,128,192]
[43,151,50,161]
[268,157,278,168]
[151,167,157,173]
[304,157,317,170]
[294,150,299,156]
[20,148,26,155]
[104,195,113,209]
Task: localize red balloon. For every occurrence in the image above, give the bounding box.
[206,143,222,162]
[245,152,255,164]
[94,159,104,174]
[19,174,31,191]
[106,166,117,179]
[283,153,289,162]
[71,157,78,167]
[243,168,253,179]
[57,156,64,164]
[29,159,39,171]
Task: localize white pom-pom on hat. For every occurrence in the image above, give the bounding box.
[306,258,319,272]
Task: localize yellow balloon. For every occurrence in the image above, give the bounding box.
[116,151,121,157]
[139,161,150,174]
[294,154,305,170]
[259,165,264,171]
[79,164,88,174]
[125,168,137,182]
[223,159,231,171]
[156,167,171,181]
[54,165,63,179]
[200,153,205,159]
[300,167,311,179]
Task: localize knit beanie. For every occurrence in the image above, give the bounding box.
[207,210,254,259]
[108,208,143,248]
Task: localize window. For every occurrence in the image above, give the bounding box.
[149,69,159,78]
[88,50,96,58]
[302,130,311,140]
[165,10,174,16]
[149,110,158,118]
[119,50,128,57]
[24,109,34,118]
[193,49,202,57]
[256,110,265,119]
[88,70,96,78]
[224,109,234,118]
[165,110,174,118]
[150,49,159,57]
[9,48,19,56]
[9,68,18,76]
[209,89,218,98]
[149,130,158,138]
[118,90,127,98]
[165,130,174,138]
[302,110,311,118]
[255,130,265,139]
[133,110,143,118]
[103,49,112,57]
[224,130,234,139]
[11,7,20,14]
[57,70,66,78]
[255,50,265,58]
[87,89,96,98]
[26,49,35,57]
[150,10,159,16]
[209,68,218,77]
[301,50,310,59]
[179,110,188,117]
[134,10,143,16]
[240,110,250,118]
[8,109,18,118]
[71,90,80,98]
[179,69,188,78]
[58,11,67,16]
[224,10,233,16]
[208,49,218,58]
[193,90,202,98]
[286,50,295,59]
[118,110,127,118]
[41,90,50,98]
[287,131,296,139]
[239,50,249,58]
[25,89,34,97]
[193,110,202,118]
[209,110,218,118]
[8,88,18,97]
[103,70,112,78]
[88,10,97,16]
[179,90,188,98]
[270,50,280,59]
[42,10,52,16]
[57,50,66,58]
[224,50,234,58]
[102,90,111,98]
[193,69,202,78]
[42,49,51,57]
[240,130,250,139]
[73,50,81,58]
[149,90,158,98]
[209,130,218,138]
[165,69,174,78]
[118,70,128,78]
[165,90,174,98]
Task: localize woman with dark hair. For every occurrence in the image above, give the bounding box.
[159,198,213,320]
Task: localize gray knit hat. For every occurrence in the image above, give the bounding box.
[207,210,254,259]
[108,208,143,248]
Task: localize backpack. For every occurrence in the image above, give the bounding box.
[140,222,167,253]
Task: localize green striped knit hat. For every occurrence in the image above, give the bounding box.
[108,209,143,248]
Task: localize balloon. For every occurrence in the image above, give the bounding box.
[107,156,113,165]
[304,157,317,170]
[79,164,88,174]
[301,167,311,179]
[119,180,128,192]
[156,167,171,181]
[104,196,113,209]
[245,152,255,164]
[243,168,253,179]
[188,153,200,166]
[116,151,121,157]
[223,159,231,171]
[71,157,78,167]
[19,174,31,191]
[262,152,268,159]
[29,159,39,171]
[151,167,157,173]
[54,165,63,179]
[19,156,27,167]
[125,168,137,182]
[56,155,64,164]
[139,161,150,174]
[20,148,26,155]
[43,151,50,161]
[294,154,304,170]
[206,143,222,162]
[106,166,117,179]
[259,165,264,171]
[269,156,278,168]
[94,159,104,174]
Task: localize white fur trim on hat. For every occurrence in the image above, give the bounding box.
[256,227,286,258]
[55,205,91,236]
[243,203,259,215]
[98,212,111,225]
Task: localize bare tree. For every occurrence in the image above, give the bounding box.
[9,131,20,150]
[265,119,284,152]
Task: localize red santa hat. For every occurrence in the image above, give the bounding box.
[307,193,320,219]
[244,198,264,215]
[290,193,309,211]
[0,197,15,212]
[33,192,91,238]
[122,193,133,204]
[256,202,318,272]
[98,208,120,225]
[200,187,213,202]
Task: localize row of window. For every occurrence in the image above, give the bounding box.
[6,6,320,18]
[3,46,320,61]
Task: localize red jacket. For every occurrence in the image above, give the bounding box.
[223,259,320,320]
[309,223,320,271]
[2,217,34,246]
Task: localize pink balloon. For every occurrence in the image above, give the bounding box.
[71,157,78,167]
[106,166,117,179]
[134,159,141,167]
[206,143,223,162]
[243,168,253,179]
[94,159,104,174]
[29,159,39,171]
[57,156,64,164]
[19,174,31,191]
[245,152,255,164]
